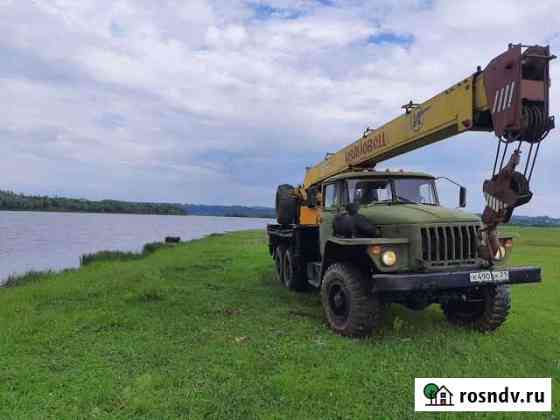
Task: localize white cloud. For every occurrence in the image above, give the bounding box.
[1,0,560,215]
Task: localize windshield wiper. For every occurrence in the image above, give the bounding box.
[362,201,391,206]
[394,195,418,204]
[393,195,437,206]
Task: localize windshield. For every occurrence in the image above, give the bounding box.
[347,179,392,206]
[393,178,438,205]
[346,177,438,206]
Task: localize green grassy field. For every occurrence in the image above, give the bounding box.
[0,227,558,419]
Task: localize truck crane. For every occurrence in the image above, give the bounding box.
[267,44,555,337]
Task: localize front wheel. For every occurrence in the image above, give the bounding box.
[441,285,511,332]
[320,263,383,337]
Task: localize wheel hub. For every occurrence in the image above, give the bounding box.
[329,284,349,318]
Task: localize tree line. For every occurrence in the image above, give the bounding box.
[0,190,184,215]
[0,190,277,218]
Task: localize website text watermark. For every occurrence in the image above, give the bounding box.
[415,378,551,412]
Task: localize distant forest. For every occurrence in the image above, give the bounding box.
[0,190,184,215]
[0,190,276,218]
[180,204,275,219]
[508,215,560,227]
[1,189,558,225]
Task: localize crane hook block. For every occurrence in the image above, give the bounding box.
[484,44,555,143]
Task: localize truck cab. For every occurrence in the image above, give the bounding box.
[319,171,482,271]
[267,170,541,337]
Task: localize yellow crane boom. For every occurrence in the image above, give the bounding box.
[304,44,554,190]
[304,73,488,188]
[298,44,554,238]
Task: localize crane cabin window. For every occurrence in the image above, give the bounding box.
[346,179,392,206]
[323,183,338,209]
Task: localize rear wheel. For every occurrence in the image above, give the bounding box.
[282,248,308,291]
[274,245,286,284]
[442,285,511,332]
[320,263,383,337]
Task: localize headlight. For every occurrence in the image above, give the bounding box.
[494,245,506,261]
[381,250,397,266]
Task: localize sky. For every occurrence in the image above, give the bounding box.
[1,0,559,216]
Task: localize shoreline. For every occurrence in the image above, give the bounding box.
[0,210,271,286]
[0,232,231,288]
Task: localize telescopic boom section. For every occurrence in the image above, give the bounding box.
[303,73,486,189]
[303,44,554,191]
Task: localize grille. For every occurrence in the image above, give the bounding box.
[420,224,480,265]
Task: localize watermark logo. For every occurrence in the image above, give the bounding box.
[423,383,454,407]
[415,378,551,412]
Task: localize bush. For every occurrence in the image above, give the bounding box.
[80,241,172,267]
[80,250,143,266]
[3,271,52,288]
[142,242,169,255]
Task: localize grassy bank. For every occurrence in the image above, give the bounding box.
[0,228,558,419]
[2,242,173,288]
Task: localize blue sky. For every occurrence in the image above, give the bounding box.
[1,0,559,216]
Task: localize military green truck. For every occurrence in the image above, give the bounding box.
[267,171,541,337]
[266,45,553,337]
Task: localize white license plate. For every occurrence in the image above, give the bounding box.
[469,270,509,283]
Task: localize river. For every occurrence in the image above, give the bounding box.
[0,211,272,284]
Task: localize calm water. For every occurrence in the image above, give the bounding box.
[0,211,272,283]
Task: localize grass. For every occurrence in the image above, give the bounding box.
[0,227,558,419]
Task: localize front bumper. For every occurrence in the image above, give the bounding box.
[372,266,541,292]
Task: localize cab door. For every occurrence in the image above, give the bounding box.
[319,181,341,256]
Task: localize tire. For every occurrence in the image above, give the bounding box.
[274,245,286,284]
[282,247,308,291]
[276,184,297,226]
[320,263,383,337]
[441,285,511,332]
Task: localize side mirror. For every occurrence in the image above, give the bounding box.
[459,186,467,208]
[436,176,467,209]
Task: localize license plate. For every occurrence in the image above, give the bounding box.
[469,270,509,283]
